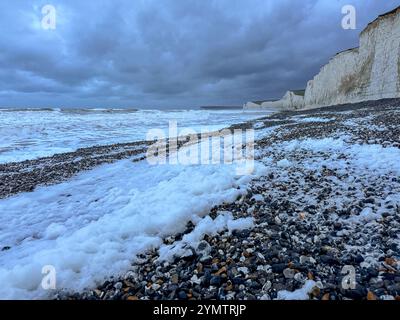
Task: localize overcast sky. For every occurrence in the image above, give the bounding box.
[0,0,398,108]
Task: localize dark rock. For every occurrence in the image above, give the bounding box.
[363,198,375,204]
[354,254,364,264]
[320,255,339,265]
[382,273,397,281]
[177,291,187,300]
[211,263,219,272]
[167,284,178,292]
[271,263,286,273]
[232,229,251,238]
[342,285,367,300]
[382,212,391,218]
[200,255,212,264]
[280,232,289,240]
[333,223,342,230]
[210,276,222,286]
[232,277,246,285]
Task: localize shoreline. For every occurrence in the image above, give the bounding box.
[2,98,397,199]
[0,114,258,199]
[1,98,399,299]
[50,98,400,300]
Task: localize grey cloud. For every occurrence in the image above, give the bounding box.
[0,0,398,108]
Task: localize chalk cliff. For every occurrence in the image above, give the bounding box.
[304,6,400,108]
[244,6,400,110]
[243,100,277,109]
[261,90,305,110]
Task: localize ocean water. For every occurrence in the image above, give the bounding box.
[0,107,271,298]
[0,108,267,163]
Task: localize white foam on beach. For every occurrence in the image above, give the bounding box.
[157,212,254,262]
[277,280,317,300]
[282,137,400,176]
[0,154,266,299]
[277,159,292,168]
[292,116,334,123]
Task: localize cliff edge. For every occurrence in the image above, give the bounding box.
[244,6,400,110]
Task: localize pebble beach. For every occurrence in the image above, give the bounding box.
[35,98,400,301]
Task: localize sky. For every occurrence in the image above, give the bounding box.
[0,0,398,109]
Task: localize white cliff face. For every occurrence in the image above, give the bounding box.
[304,7,400,108]
[261,91,304,110]
[281,91,305,110]
[244,7,400,111]
[259,100,281,110]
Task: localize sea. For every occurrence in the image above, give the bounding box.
[0,107,269,163]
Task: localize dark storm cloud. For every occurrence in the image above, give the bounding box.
[0,0,398,108]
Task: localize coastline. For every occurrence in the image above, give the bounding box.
[45,97,400,300]
[0,119,255,199]
[1,1,400,305]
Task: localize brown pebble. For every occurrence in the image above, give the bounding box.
[171,274,179,284]
[367,291,377,300]
[214,266,227,276]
